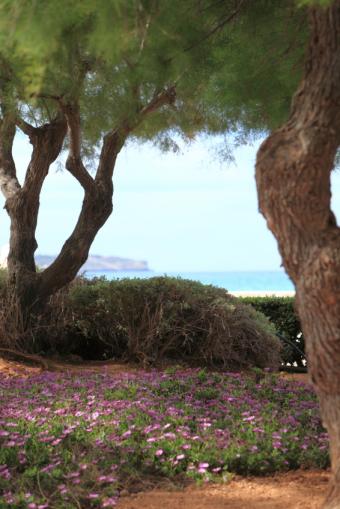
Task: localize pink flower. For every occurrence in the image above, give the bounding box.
[88,493,99,499]
[199,462,209,469]
[155,449,163,456]
[102,497,118,507]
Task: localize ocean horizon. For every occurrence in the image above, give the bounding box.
[83,270,294,292]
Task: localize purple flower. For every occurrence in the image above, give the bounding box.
[88,493,99,499]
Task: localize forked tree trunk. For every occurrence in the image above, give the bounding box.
[255,3,340,507]
[0,88,175,347]
[0,113,121,339]
[5,129,121,330]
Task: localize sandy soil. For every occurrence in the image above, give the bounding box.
[0,356,139,377]
[0,356,329,509]
[0,355,310,380]
[117,470,330,509]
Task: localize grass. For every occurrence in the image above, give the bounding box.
[0,367,329,508]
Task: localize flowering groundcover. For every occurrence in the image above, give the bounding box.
[0,368,329,508]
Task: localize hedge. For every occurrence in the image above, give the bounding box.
[240,296,305,367]
[0,270,303,369]
[31,276,282,370]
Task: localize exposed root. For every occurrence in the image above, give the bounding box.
[0,348,50,370]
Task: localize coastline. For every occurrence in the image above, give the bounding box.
[80,270,295,294]
[231,290,295,297]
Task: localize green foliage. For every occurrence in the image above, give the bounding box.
[40,276,281,370]
[204,1,308,134]
[240,296,304,367]
[0,1,307,154]
[297,0,332,6]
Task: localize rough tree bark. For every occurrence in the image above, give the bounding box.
[0,87,176,338]
[255,2,340,507]
[4,116,67,317]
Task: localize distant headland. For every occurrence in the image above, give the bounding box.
[35,254,149,272]
[0,245,149,271]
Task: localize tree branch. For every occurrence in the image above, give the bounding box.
[139,86,176,117]
[65,155,95,193]
[95,86,177,184]
[61,103,94,193]
[16,116,38,139]
[95,129,124,184]
[23,116,67,197]
[0,116,21,200]
[0,167,20,200]
[183,0,247,53]
[29,92,63,102]
[39,185,113,299]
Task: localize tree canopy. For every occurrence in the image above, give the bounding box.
[0,0,307,156]
[0,0,309,324]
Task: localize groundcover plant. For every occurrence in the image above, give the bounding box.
[0,368,329,508]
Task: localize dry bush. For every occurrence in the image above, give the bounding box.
[0,274,281,370]
[58,276,281,369]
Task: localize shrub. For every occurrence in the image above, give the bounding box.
[240,296,304,366]
[44,276,281,369]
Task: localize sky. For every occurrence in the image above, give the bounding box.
[1,133,340,272]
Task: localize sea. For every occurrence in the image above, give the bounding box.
[83,270,294,292]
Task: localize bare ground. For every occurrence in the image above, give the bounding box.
[117,470,330,509]
[0,356,330,509]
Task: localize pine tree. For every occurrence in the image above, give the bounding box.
[0,0,305,323]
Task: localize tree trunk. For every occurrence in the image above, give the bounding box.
[38,128,124,300]
[255,3,340,507]
[0,89,175,350]
[39,181,114,299]
[3,118,67,335]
